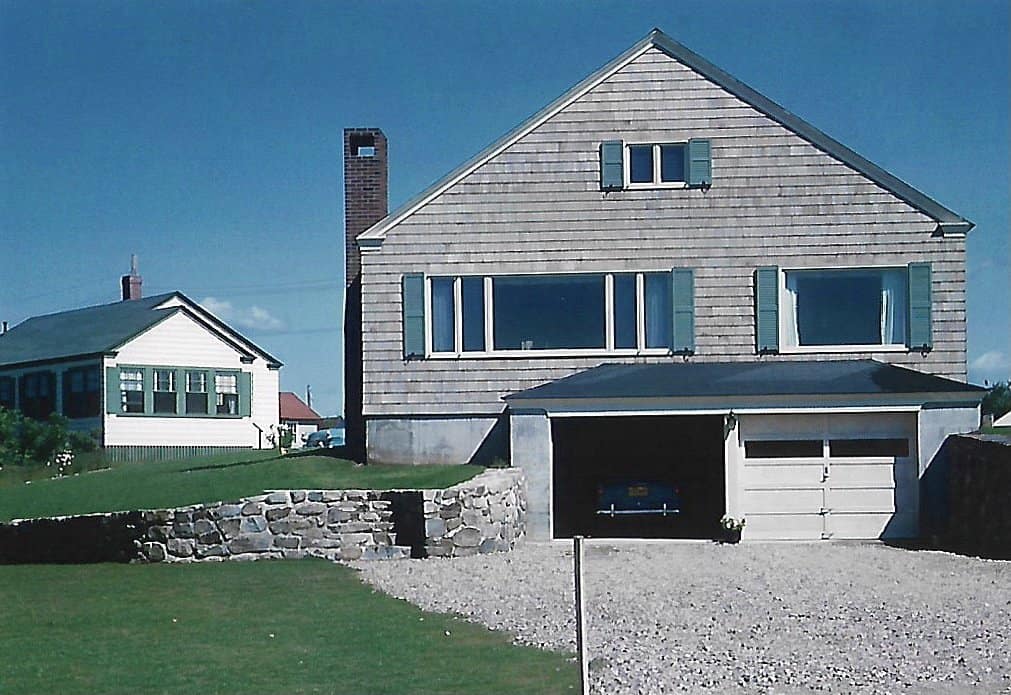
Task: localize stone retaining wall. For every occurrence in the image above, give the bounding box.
[0,468,526,564]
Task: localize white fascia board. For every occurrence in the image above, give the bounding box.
[356,37,656,245]
[154,294,282,367]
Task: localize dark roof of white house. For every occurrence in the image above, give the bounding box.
[0,292,282,369]
[505,360,984,402]
[359,28,972,243]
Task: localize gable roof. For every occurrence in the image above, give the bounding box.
[505,359,985,403]
[0,292,282,369]
[359,28,972,245]
[279,391,322,421]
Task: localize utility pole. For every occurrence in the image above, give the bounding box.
[574,535,590,694]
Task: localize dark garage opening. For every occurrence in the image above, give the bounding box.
[552,415,725,539]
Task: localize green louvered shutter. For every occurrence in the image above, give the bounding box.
[907,262,932,350]
[671,268,695,354]
[686,138,712,187]
[755,266,780,353]
[600,140,624,190]
[105,367,120,414]
[402,273,426,359]
[238,372,252,417]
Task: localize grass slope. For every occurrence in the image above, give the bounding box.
[0,451,481,522]
[0,561,577,695]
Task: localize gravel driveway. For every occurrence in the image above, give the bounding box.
[354,542,1010,694]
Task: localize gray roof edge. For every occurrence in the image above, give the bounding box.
[359,28,973,242]
[647,32,974,234]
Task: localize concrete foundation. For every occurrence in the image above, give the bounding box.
[918,404,981,538]
[366,415,507,465]
[509,410,552,540]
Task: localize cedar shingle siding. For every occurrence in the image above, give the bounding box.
[360,47,966,416]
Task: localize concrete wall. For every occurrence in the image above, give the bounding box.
[359,45,968,422]
[918,404,982,537]
[510,411,552,540]
[366,415,507,465]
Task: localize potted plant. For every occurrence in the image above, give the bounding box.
[719,516,746,544]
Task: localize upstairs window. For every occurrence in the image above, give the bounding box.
[783,268,908,348]
[627,143,687,186]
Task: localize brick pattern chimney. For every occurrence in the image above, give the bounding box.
[121,254,143,301]
[343,128,388,461]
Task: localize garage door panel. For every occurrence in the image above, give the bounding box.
[827,512,917,539]
[828,462,915,487]
[826,487,896,513]
[742,463,823,487]
[746,514,823,540]
[744,488,823,514]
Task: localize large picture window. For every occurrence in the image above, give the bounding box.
[783,268,907,348]
[428,271,675,356]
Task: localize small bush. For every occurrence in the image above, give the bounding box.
[0,409,98,472]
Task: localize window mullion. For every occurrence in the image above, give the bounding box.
[453,277,463,354]
[605,274,615,351]
[635,273,646,350]
[484,276,494,353]
[653,144,661,184]
[423,276,433,356]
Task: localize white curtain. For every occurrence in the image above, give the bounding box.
[783,273,800,347]
[880,269,907,344]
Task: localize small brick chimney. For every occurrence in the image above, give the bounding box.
[121,254,143,301]
[343,128,388,461]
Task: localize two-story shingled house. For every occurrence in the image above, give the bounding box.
[342,29,984,542]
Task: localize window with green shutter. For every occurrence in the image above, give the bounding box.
[906,263,932,351]
[671,268,695,354]
[755,266,780,353]
[686,138,712,188]
[600,140,624,190]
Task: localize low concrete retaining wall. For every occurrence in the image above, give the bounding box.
[942,434,1011,560]
[0,468,526,564]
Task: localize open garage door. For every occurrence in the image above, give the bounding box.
[740,413,918,540]
[551,415,725,539]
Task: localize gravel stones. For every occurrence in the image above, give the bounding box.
[354,541,1011,694]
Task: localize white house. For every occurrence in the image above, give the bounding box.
[340,29,985,542]
[0,268,281,461]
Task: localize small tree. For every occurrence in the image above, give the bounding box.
[0,409,96,468]
[982,381,1011,419]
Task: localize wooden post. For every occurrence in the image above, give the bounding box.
[573,535,590,694]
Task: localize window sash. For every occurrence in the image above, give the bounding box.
[425,272,678,357]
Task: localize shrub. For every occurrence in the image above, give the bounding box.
[0,408,97,471]
[982,381,1011,419]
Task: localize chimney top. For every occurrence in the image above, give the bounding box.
[121,254,143,301]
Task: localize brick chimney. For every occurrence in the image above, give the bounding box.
[121,254,143,301]
[343,128,388,461]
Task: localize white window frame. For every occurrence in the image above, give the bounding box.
[426,270,675,359]
[624,142,687,189]
[778,265,909,355]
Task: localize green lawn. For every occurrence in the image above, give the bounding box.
[0,451,481,523]
[0,560,577,695]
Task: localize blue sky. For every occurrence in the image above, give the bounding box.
[1,0,1007,416]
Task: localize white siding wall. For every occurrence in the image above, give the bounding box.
[361,47,967,417]
[104,311,279,447]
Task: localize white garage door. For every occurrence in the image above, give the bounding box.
[740,413,918,540]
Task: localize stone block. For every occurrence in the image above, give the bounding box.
[173,510,194,524]
[446,516,462,531]
[461,510,485,527]
[266,491,289,504]
[290,491,306,503]
[227,533,274,554]
[451,526,482,547]
[240,516,268,533]
[337,502,360,512]
[455,546,480,557]
[425,517,447,538]
[266,507,291,522]
[218,518,241,539]
[321,491,344,502]
[295,502,327,516]
[426,541,453,557]
[307,491,324,502]
[268,520,292,535]
[480,538,506,554]
[334,521,374,533]
[439,501,462,518]
[146,526,168,542]
[362,511,380,523]
[195,543,227,558]
[167,538,194,557]
[372,532,391,546]
[282,550,306,560]
[198,530,223,545]
[210,504,242,520]
[423,501,438,514]
[327,508,352,524]
[273,536,300,549]
[345,491,366,500]
[193,519,215,535]
[241,502,263,516]
[340,545,362,561]
[339,532,373,546]
[142,542,166,562]
[173,522,195,538]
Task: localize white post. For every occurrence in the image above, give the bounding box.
[573,535,590,694]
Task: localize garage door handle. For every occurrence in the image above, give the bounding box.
[822,463,830,481]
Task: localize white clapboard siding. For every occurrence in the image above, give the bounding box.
[361,46,967,416]
[104,311,279,447]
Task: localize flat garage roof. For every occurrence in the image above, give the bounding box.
[505,359,985,402]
